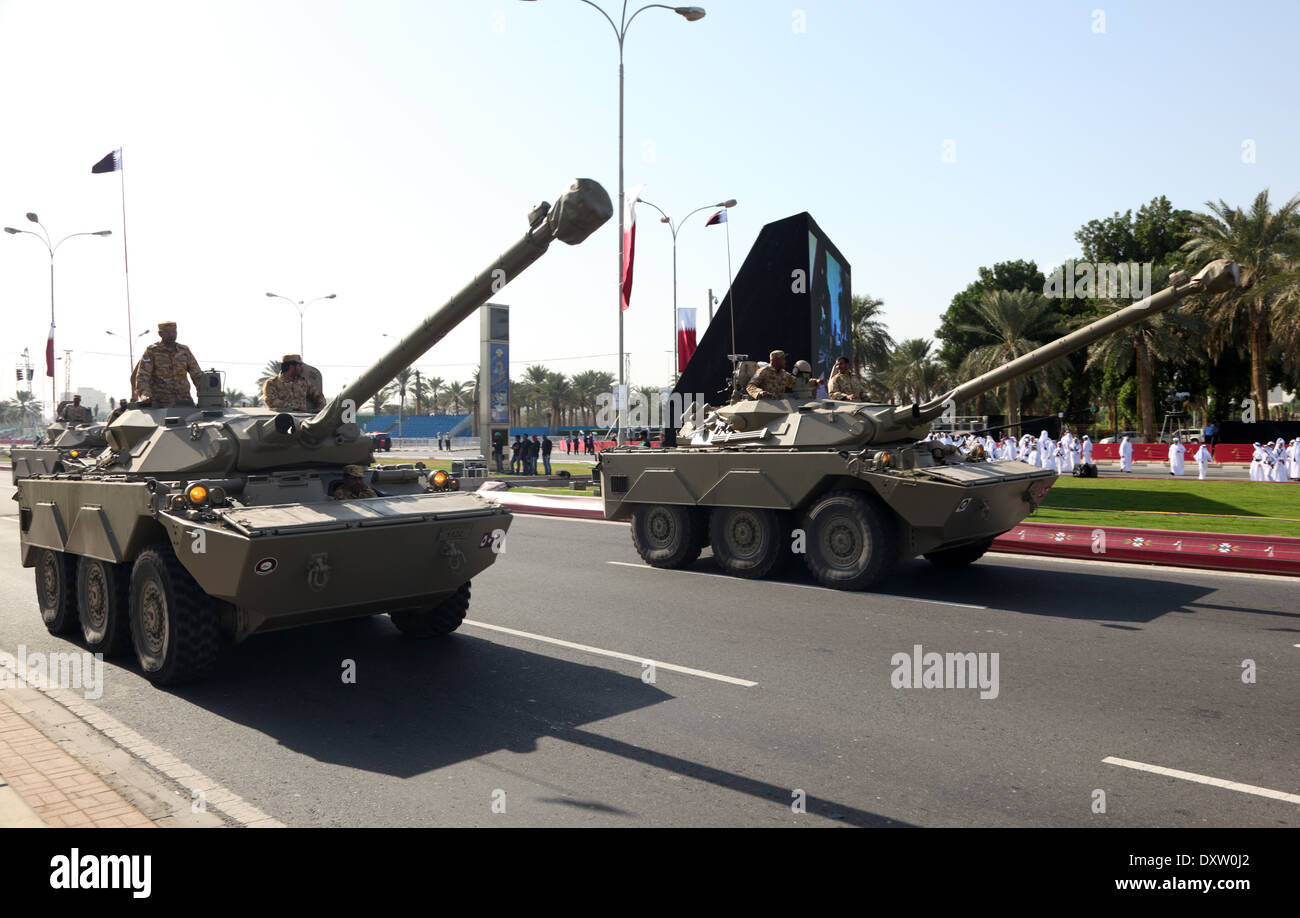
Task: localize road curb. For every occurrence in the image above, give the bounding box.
[481,487,1300,577]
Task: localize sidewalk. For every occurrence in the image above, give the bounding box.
[0,694,153,828]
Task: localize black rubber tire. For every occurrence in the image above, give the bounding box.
[924,538,994,568]
[630,504,706,569]
[800,490,897,591]
[129,543,223,685]
[35,548,78,635]
[391,581,471,637]
[709,506,788,579]
[77,556,133,656]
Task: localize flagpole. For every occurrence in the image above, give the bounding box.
[119,148,135,377]
[724,211,736,360]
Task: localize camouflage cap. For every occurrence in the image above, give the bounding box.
[342,464,367,478]
[793,359,811,373]
[281,354,302,365]
[769,349,787,362]
[157,321,177,331]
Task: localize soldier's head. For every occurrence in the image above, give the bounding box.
[280,354,303,378]
[769,349,787,371]
[341,464,367,492]
[157,321,177,344]
[834,355,852,376]
[72,394,81,404]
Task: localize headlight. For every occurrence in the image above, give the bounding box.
[433,470,448,486]
[187,484,208,505]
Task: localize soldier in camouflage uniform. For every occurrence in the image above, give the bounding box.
[827,356,867,401]
[746,350,802,399]
[334,464,378,500]
[58,395,93,423]
[133,321,203,407]
[262,354,325,412]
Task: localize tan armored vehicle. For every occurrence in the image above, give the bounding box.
[10,419,109,481]
[596,260,1239,589]
[14,178,612,683]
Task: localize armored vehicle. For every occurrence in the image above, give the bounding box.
[596,260,1239,589]
[10,419,109,481]
[14,178,612,683]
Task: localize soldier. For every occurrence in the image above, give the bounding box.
[58,394,93,423]
[133,321,203,408]
[334,464,377,500]
[262,354,325,413]
[746,350,799,399]
[106,398,129,425]
[827,356,867,401]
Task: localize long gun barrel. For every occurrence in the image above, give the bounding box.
[298,178,612,445]
[889,259,1240,430]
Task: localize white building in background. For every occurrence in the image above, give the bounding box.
[75,387,111,419]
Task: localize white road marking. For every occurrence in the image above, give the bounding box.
[1103,756,1300,805]
[462,620,758,687]
[990,551,1300,583]
[605,560,988,609]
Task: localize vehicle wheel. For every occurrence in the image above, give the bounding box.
[923,538,994,568]
[129,543,223,685]
[77,556,133,656]
[709,507,788,579]
[35,548,78,635]
[630,504,705,569]
[801,490,897,590]
[391,582,471,637]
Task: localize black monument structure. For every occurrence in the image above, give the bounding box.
[673,211,853,405]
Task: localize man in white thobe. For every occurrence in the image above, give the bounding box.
[1194,442,1211,480]
[1119,436,1134,473]
[1273,439,1288,482]
[1249,443,1267,481]
[1168,437,1186,476]
[1080,435,1093,466]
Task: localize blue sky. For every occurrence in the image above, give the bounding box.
[2,0,1296,407]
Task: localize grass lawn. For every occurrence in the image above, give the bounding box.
[1030,477,1300,538]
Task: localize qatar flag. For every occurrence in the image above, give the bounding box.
[45,324,55,377]
[621,185,643,312]
[676,307,697,372]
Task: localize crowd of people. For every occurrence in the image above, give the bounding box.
[1249,439,1300,482]
[920,429,1097,473]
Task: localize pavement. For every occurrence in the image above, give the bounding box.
[0,476,1295,828]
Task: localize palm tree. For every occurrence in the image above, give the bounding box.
[423,376,444,415]
[570,369,614,425]
[256,359,282,389]
[442,381,471,414]
[851,294,895,374]
[1181,189,1300,415]
[957,289,1062,427]
[223,388,247,408]
[882,339,945,404]
[538,372,573,433]
[395,367,413,420]
[1081,266,1208,441]
[372,383,397,417]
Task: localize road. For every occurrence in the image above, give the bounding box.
[0,483,1295,827]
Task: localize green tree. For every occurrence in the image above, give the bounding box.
[935,260,1046,374]
[256,359,281,388]
[957,289,1062,428]
[1182,189,1300,415]
[850,294,894,374]
[1075,195,1195,264]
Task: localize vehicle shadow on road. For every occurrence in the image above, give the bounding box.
[159,617,907,827]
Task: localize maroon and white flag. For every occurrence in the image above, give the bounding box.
[45,324,55,378]
[676,307,697,372]
[621,185,643,312]
[705,208,727,226]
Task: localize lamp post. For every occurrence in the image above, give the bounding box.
[522,1,705,443]
[5,215,112,419]
[637,198,735,381]
[265,291,336,357]
[105,329,151,378]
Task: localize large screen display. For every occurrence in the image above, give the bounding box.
[810,231,851,376]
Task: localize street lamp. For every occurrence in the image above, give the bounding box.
[521,1,706,443]
[265,291,337,357]
[637,197,735,381]
[5,215,112,419]
[105,329,151,378]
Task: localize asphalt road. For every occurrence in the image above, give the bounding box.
[0,483,1295,827]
